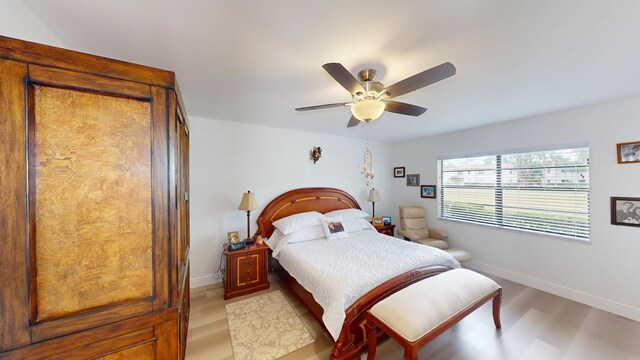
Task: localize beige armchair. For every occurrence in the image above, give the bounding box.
[398,206,471,262]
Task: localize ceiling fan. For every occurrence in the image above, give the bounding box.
[295,62,456,127]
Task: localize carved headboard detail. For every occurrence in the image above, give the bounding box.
[255,187,361,238]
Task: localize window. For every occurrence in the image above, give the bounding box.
[438,145,589,240]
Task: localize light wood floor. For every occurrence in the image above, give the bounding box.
[185,272,640,360]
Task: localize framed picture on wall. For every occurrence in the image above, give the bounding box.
[617,141,640,164]
[406,174,420,186]
[611,197,640,227]
[394,167,406,178]
[421,185,436,198]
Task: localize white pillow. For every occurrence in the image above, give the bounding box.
[266,229,286,251]
[324,208,370,220]
[343,218,376,233]
[267,226,326,257]
[286,225,326,244]
[273,211,324,234]
[321,217,349,241]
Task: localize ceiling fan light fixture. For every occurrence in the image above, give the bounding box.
[351,98,385,121]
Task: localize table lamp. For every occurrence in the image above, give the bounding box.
[368,188,380,217]
[238,190,258,243]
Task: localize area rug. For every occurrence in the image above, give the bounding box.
[225,290,315,360]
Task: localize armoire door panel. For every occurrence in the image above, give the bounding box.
[0,59,31,352]
[178,263,190,358]
[1,308,177,360]
[168,89,179,308]
[179,119,189,269]
[46,329,155,360]
[29,84,154,323]
[94,341,155,360]
[30,299,152,343]
[177,106,190,285]
[150,85,171,311]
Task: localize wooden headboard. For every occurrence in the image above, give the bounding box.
[255,187,361,238]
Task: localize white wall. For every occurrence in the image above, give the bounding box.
[0,0,63,46]
[391,96,640,321]
[189,116,393,287]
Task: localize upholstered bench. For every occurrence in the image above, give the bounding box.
[365,269,502,360]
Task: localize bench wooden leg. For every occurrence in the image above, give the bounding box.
[404,345,418,360]
[492,288,503,329]
[365,315,378,360]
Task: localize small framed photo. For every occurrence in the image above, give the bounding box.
[382,216,391,225]
[406,174,420,187]
[371,217,384,227]
[421,185,436,199]
[394,167,406,178]
[227,231,241,244]
[611,197,640,227]
[617,141,640,164]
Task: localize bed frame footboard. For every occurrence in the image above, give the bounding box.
[272,258,453,360]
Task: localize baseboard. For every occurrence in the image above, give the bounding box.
[190,274,222,289]
[466,260,640,322]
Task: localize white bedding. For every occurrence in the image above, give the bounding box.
[272,229,461,340]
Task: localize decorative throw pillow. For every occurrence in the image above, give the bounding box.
[273,211,324,234]
[322,217,349,241]
[324,208,370,220]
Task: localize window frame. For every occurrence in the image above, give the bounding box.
[437,143,590,242]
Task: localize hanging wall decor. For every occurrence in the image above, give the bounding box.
[406,174,420,186]
[359,143,375,186]
[310,146,322,164]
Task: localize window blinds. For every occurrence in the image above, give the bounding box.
[439,147,590,240]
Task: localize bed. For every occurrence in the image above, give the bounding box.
[255,187,460,360]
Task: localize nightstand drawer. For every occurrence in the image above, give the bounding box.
[224,243,270,299]
[236,254,260,287]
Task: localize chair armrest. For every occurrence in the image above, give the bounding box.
[397,229,420,241]
[429,229,448,240]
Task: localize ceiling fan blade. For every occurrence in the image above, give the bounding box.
[322,63,366,95]
[346,115,360,128]
[384,62,456,99]
[384,101,428,116]
[295,102,350,111]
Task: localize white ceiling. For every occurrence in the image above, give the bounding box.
[22,0,640,143]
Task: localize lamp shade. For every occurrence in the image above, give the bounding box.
[368,188,380,202]
[351,99,385,121]
[238,191,258,211]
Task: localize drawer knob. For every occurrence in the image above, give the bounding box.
[246,269,250,273]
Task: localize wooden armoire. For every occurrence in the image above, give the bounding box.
[0,36,190,359]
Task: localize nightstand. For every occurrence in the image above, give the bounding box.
[374,224,396,236]
[224,242,270,300]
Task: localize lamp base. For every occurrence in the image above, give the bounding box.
[244,237,255,244]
